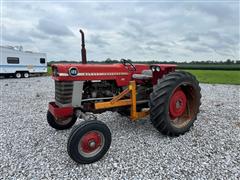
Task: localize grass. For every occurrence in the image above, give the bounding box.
[184,70,240,85]
[47,66,240,85]
[47,66,52,75]
[177,64,240,70]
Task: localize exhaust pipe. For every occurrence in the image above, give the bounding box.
[79,29,87,64]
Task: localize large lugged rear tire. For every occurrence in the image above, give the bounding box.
[150,71,201,136]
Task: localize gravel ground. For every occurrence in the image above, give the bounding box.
[0,77,239,179]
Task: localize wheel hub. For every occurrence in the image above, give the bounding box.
[175,100,182,109]
[89,141,96,148]
[80,131,102,153]
[169,89,187,118]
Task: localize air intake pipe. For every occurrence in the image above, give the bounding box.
[79,29,87,64]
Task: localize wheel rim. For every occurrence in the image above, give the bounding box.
[24,73,29,78]
[16,73,21,78]
[169,85,197,128]
[169,89,187,118]
[78,130,104,158]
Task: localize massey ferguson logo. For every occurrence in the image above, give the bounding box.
[69,67,78,76]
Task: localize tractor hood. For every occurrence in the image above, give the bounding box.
[51,63,134,86]
[51,63,176,86]
[53,63,127,75]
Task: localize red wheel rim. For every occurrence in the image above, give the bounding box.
[169,88,187,119]
[78,130,104,157]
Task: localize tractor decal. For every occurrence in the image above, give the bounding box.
[59,72,129,77]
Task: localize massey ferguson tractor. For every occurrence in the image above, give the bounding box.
[47,29,201,164]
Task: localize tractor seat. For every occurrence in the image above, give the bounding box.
[132,70,153,80]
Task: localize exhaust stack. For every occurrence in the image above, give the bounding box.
[79,29,87,64]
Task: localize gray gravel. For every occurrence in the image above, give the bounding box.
[0,77,239,179]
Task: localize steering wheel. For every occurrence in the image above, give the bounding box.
[121,59,136,72]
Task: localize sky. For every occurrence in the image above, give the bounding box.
[1,0,239,62]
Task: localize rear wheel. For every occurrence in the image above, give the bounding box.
[15,72,22,78]
[23,72,30,78]
[47,111,77,130]
[67,120,111,164]
[150,71,201,136]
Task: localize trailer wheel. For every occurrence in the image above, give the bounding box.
[23,72,29,78]
[150,71,201,136]
[47,111,77,130]
[15,72,22,78]
[67,120,111,164]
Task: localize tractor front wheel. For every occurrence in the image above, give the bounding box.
[47,111,77,130]
[150,71,201,136]
[67,120,111,164]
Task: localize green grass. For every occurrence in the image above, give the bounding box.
[177,64,240,70]
[184,70,240,85]
[47,66,52,75]
[47,66,240,85]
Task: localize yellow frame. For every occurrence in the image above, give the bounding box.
[94,81,149,121]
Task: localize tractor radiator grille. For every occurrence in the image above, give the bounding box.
[55,81,73,106]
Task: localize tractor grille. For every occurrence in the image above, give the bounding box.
[55,81,73,106]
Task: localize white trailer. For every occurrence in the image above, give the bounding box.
[0,46,47,78]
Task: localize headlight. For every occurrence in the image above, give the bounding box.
[156,66,161,72]
[151,66,155,71]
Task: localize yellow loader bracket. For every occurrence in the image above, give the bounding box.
[94,81,149,121]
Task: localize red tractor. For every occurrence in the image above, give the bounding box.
[47,30,201,164]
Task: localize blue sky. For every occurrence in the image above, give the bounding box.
[2,1,239,62]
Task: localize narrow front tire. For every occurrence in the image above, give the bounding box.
[47,111,77,130]
[67,120,111,164]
